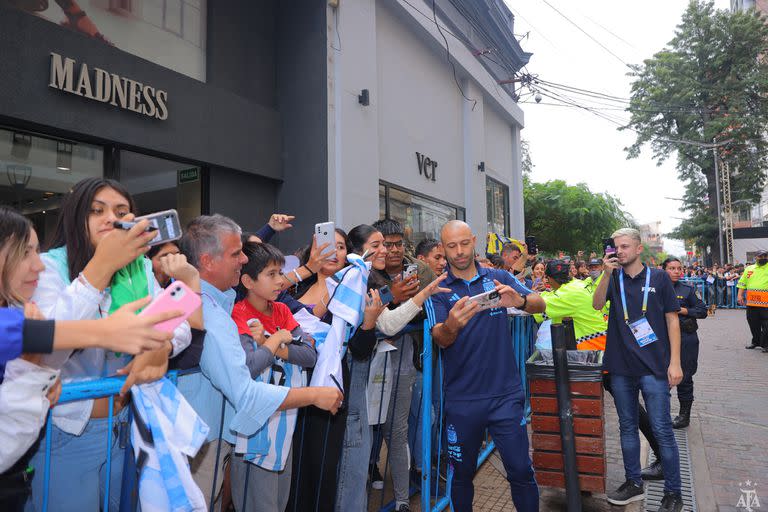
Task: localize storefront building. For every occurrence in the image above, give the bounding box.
[0,0,528,253]
[0,0,328,250]
[328,0,530,248]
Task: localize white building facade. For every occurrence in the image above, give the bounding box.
[326,0,530,250]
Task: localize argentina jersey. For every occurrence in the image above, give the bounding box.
[235,359,305,471]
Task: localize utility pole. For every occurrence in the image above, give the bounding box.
[713,143,725,265]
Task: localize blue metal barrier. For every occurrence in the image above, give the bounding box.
[680,277,744,309]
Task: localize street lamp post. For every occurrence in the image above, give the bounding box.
[713,145,724,265]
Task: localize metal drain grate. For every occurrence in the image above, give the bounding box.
[644,429,697,511]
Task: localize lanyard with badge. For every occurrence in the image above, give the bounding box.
[619,266,658,347]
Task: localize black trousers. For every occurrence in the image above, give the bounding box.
[677,334,699,403]
[746,306,768,348]
[603,373,661,458]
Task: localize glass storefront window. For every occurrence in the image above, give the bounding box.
[120,150,201,228]
[379,181,465,245]
[0,127,103,242]
[486,176,510,237]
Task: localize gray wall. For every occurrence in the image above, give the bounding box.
[208,167,278,235]
[275,0,329,250]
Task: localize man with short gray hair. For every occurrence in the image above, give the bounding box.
[177,214,343,507]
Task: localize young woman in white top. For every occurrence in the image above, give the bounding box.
[27,178,191,511]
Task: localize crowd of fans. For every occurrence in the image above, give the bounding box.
[2,176,741,512]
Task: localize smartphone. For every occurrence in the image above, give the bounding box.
[402,263,419,281]
[138,281,201,333]
[314,222,336,260]
[378,285,394,306]
[525,236,538,255]
[467,289,501,311]
[602,237,616,256]
[114,209,182,247]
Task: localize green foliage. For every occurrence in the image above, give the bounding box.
[624,1,768,256]
[524,180,633,255]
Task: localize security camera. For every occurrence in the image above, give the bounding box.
[535,93,542,103]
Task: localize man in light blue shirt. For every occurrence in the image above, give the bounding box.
[177,215,342,507]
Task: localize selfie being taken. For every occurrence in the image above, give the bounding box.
[0,1,763,511]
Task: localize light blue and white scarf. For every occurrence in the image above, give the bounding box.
[131,378,210,512]
[309,253,369,391]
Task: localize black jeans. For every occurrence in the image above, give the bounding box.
[677,334,699,402]
[603,373,661,459]
[746,306,768,348]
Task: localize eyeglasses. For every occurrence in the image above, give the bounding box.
[383,240,404,249]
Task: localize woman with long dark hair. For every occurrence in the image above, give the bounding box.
[26,178,191,511]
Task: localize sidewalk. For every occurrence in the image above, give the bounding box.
[687,309,768,511]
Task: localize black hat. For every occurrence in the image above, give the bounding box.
[588,258,602,266]
[545,259,571,279]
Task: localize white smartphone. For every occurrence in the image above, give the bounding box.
[314,222,336,260]
[468,289,501,311]
[114,209,182,247]
[402,263,419,280]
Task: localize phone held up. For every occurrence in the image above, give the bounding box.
[378,285,394,306]
[114,209,182,247]
[314,222,337,261]
[467,289,501,311]
[525,236,538,255]
[139,280,201,333]
[402,263,419,281]
[602,237,617,257]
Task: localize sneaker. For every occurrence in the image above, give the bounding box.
[395,504,411,512]
[641,460,664,481]
[657,492,683,512]
[606,480,645,506]
[746,343,759,349]
[370,465,384,490]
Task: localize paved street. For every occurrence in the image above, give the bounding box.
[380,308,768,511]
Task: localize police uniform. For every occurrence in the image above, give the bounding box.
[737,255,768,352]
[671,280,707,429]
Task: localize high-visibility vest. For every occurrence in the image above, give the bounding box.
[738,264,768,307]
[534,279,607,350]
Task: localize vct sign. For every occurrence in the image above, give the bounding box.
[49,52,168,120]
[416,152,437,182]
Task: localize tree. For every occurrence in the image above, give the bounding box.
[524,179,633,255]
[624,1,768,260]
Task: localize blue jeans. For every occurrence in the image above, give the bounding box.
[611,374,681,494]
[26,411,127,511]
[335,355,372,512]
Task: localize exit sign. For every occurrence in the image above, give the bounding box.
[178,168,200,184]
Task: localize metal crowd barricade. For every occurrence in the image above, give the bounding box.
[34,316,534,512]
[680,277,744,309]
[420,313,536,512]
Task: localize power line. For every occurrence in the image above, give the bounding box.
[431,0,478,110]
[540,0,634,69]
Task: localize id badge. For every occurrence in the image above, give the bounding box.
[628,317,658,347]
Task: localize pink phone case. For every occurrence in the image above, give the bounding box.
[139,281,201,333]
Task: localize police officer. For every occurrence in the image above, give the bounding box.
[737,249,768,352]
[662,257,707,430]
[584,258,604,293]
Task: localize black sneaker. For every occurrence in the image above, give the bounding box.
[641,460,664,481]
[370,465,384,490]
[657,492,683,512]
[746,343,759,349]
[607,480,645,505]
[396,505,411,512]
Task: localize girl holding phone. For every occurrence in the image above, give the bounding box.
[27,178,191,511]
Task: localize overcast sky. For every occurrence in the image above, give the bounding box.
[505,0,731,256]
